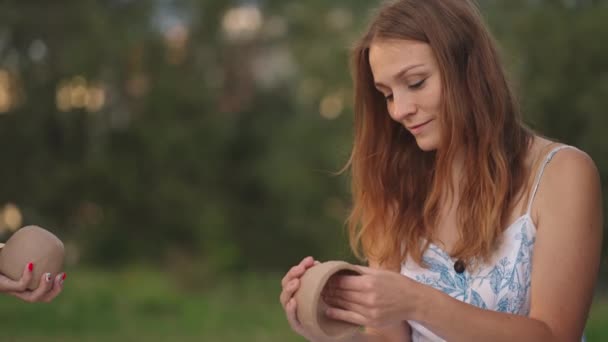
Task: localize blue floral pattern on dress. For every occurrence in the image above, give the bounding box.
[402,218,537,342]
[408,220,535,316]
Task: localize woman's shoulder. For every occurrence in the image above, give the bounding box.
[542,143,598,183]
[528,136,598,181]
[533,140,601,223]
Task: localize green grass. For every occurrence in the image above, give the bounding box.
[0,268,605,341]
[0,268,302,342]
[587,296,608,341]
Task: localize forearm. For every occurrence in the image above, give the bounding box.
[347,332,385,342]
[346,330,411,342]
[311,325,411,342]
[413,286,557,342]
[311,333,383,342]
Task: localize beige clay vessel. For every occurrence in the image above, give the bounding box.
[0,225,64,290]
[295,261,362,341]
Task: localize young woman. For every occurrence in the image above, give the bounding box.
[280,0,603,341]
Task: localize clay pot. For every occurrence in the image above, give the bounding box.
[0,225,64,290]
[295,261,363,341]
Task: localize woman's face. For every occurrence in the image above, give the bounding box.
[369,39,443,151]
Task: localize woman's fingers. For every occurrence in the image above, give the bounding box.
[280,256,318,305]
[279,258,319,338]
[40,273,66,303]
[279,258,324,340]
[281,265,302,288]
[327,274,368,292]
[326,306,367,326]
[286,297,308,336]
[0,262,33,292]
[286,297,300,325]
[281,256,314,287]
[280,278,300,307]
[279,257,321,337]
[323,291,368,313]
[9,272,54,302]
[324,288,370,307]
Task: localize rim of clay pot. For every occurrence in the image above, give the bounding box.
[298,260,362,340]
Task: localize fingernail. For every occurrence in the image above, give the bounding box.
[45,273,52,282]
[28,262,34,272]
[60,273,67,284]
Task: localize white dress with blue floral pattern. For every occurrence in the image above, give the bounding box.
[400,145,585,341]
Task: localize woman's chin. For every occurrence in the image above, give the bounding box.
[415,137,439,152]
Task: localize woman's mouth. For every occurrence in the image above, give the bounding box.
[407,119,433,135]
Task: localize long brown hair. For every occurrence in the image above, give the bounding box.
[346,0,532,269]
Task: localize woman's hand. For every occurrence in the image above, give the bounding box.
[0,262,66,303]
[322,265,419,329]
[279,256,321,341]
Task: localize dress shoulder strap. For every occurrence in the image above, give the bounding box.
[526,145,578,215]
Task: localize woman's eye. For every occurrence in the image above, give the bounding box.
[385,94,394,101]
[408,79,426,90]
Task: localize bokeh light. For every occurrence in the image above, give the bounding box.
[320,92,344,120]
[222,5,263,41]
[0,203,22,232]
[0,69,13,113]
[56,76,106,112]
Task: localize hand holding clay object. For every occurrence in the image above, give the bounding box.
[280,257,364,342]
[295,261,363,341]
[0,225,66,302]
[280,256,323,341]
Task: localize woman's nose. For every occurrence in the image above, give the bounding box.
[389,93,416,121]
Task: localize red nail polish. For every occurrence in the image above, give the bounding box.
[61,273,67,281]
[27,262,33,272]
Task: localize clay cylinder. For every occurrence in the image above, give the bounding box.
[0,225,64,290]
[295,261,363,341]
